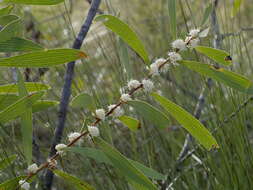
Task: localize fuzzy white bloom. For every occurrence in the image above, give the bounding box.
[108,104,124,117]
[127,80,141,90]
[149,58,166,76]
[142,79,154,92]
[120,93,132,102]
[188,38,200,48]
[160,63,170,73]
[171,39,186,51]
[168,52,182,65]
[27,163,39,174]
[19,180,30,190]
[68,132,83,145]
[55,144,67,155]
[95,108,106,120]
[88,126,100,137]
[189,28,200,37]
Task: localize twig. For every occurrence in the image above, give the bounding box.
[43,0,101,189]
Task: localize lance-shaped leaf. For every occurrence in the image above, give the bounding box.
[95,15,149,64]
[32,100,59,113]
[168,0,177,39]
[0,15,19,27]
[180,60,253,94]
[17,70,33,164]
[201,3,213,26]
[118,115,141,132]
[195,46,232,66]
[0,155,16,171]
[4,0,64,5]
[0,5,14,16]
[0,91,44,124]
[70,93,94,110]
[152,92,218,150]
[128,100,170,129]
[67,147,165,180]
[94,137,158,189]
[0,17,22,43]
[53,170,95,190]
[0,37,43,52]
[0,82,50,94]
[0,49,87,67]
[0,176,24,189]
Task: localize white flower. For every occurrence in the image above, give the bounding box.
[68,132,83,145]
[171,39,186,51]
[108,104,124,117]
[55,144,67,155]
[142,79,154,92]
[189,28,200,37]
[160,63,170,73]
[95,108,106,120]
[19,180,30,190]
[27,163,39,174]
[88,126,100,137]
[199,28,209,38]
[127,80,141,90]
[168,52,182,65]
[188,38,200,48]
[149,58,166,76]
[120,93,132,102]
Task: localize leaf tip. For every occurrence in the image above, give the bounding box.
[78,51,87,58]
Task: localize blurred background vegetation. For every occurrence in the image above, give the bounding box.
[1,0,253,189]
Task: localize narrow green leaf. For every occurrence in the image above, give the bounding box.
[0,176,24,190]
[0,94,19,110]
[0,91,44,124]
[70,93,94,110]
[0,155,16,171]
[0,5,14,17]
[4,0,64,5]
[95,15,149,64]
[152,93,219,150]
[0,49,87,67]
[0,15,19,27]
[201,3,213,26]
[0,37,43,52]
[128,100,170,129]
[67,147,165,180]
[118,115,140,132]
[232,0,244,17]
[180,60,253,94]
[32,100,59,113]
[17,70,33,164]
[94,137,158,189]
[0,17,22,43]
[168,0,177,39]
[0,82,50,94]
[195,46,232,66]
[53,170,95,190]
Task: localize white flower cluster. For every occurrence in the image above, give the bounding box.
[88,125,100,137]
[27,163,39,174]
[108,104,124,117]
[19,180,30,190]
[120,93,132,102]
[55,143,67,155]
[68,132,83,145]
[95,108,106,120]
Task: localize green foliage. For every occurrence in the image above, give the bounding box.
[0,15,19,27]
[94,137,158,190]
[0,91,44,124]
[118,115,140,131]
[0,37,43,52]
[32,100,59,113]
[0,176,24,190]
[168,0,177,39]
[0,155,16,171]
[232,0,244,17]
[0,5,14,16]
[3,0,64,5]
[195,46,232,66]
[0,17,22,43]
[0,82,50,94]
[128,100,170,129]
[67,147,165,180]
[70,93,95,110]
[180,60,253,94]
[95,14,150,64]
[0,49,87,67]
[53,170,95,190]
[152,92,219,150]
